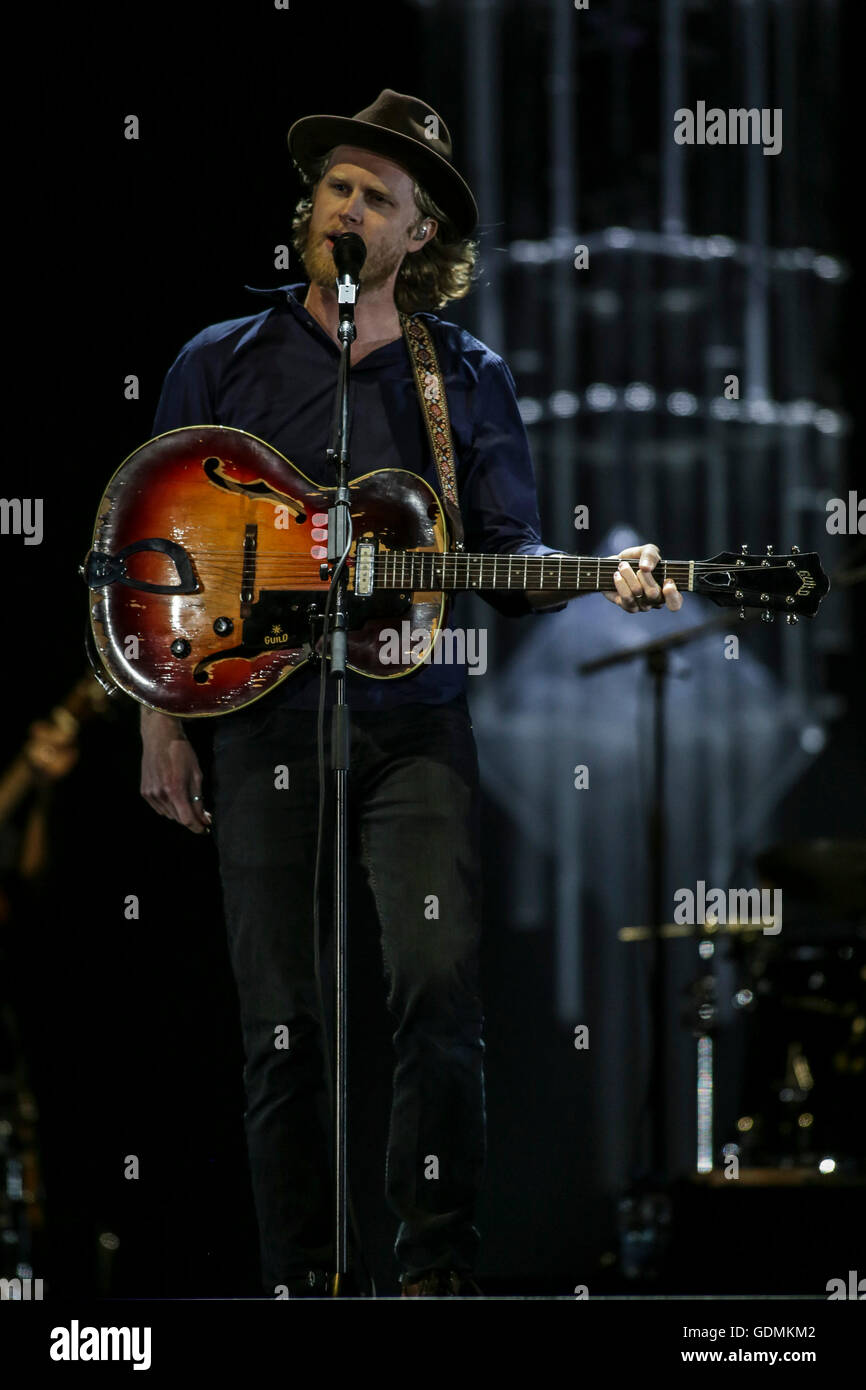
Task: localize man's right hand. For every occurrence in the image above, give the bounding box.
[140,710,211,834]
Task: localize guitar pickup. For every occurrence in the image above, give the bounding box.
[354,540,376,598]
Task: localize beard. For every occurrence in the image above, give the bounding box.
[302,229,405,295]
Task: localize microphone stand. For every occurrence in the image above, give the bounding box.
[578,611,753,1278]
[323,242,362,1289]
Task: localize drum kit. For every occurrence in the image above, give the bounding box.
[621,838,866,1175]
[724,840,864,1172]
[590,552,865,1184]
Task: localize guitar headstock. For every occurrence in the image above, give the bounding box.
[696,547,830,621]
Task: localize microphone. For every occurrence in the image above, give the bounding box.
[332,233,366,340]
[332,231,367,282]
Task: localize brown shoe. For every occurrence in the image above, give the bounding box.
[400,1269,482,1297]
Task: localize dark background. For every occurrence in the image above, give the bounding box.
[2,0,862,1299]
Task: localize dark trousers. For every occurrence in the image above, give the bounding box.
[210,696,486,1293]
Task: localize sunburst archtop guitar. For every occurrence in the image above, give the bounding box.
[82,426,830,717]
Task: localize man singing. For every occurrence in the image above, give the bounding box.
[139,89,683,1298]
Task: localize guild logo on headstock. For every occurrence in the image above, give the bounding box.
[264,624,289,646]
[796,570,816,596]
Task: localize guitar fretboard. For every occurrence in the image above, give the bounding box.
[373,553,695,594]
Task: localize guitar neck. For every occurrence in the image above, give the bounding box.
[374,553,695,594]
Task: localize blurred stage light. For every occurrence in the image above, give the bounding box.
[813,255,843,280]
[624,382,655,410]
[512,386,847,433]
[504,228,848,280]
[745,399,779,424]
[550,390,580,418]
[781,400,816,425]
[517,397,543,425]
[667,391,698,416]
[799,725,827,754]
[586,384,616,411]
[814,409,844,435]
[605,226,635,249]
[589,289,620,316]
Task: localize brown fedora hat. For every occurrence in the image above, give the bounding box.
[287,88,479,239]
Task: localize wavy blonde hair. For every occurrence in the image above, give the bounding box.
[291,149,479,313]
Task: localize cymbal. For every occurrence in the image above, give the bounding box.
[756,840,866,916]
[618,920,777,942]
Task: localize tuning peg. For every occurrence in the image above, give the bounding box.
[791,545,800,554]
[766,545,774,555]
[761,609,774,623]
[786,613,799,625]
[741,543,749,555]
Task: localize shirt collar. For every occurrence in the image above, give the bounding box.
[243,280,425,325]
[243,280,417,366]
[244,280,341,353]
[243,281,308,310]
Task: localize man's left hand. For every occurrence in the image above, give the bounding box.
[604,544,683,613]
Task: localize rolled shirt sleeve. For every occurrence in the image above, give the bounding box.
[459,353,568,617]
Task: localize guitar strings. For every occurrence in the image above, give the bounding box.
[113,556,776,573]
[115,549,786,570]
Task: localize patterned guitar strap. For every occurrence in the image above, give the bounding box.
[400,312,466,553]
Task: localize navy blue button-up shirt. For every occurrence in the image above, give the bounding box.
[152,282,563,711]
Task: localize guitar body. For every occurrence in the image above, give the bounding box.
[86,425,830,718]
[87,426,449,716]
